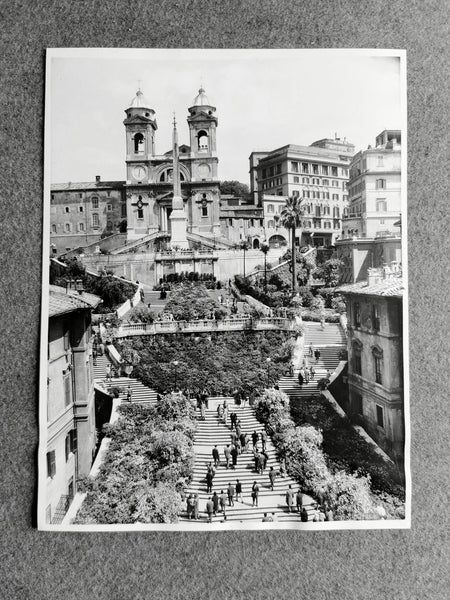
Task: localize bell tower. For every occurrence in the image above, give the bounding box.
[124,89,158,241]
[187,87,221,237]
[123,89,157,185]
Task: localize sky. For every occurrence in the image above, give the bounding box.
[48,49,404,185]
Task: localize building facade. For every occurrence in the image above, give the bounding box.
[339,266,404,463]
[43,284,100,524]
[249,136,354,247]
[335,130,402,282]
[50,178,126,255]
[123,87,221,243]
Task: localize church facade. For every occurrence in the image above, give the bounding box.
[123,87,221,245]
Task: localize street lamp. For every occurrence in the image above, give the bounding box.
[260,240,270,292]
[240,240,249,278]
[173,360,179,391]
[266,357,271,386]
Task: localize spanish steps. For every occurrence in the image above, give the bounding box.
[92,321,347,524]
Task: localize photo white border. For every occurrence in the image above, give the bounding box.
[38,47,410,532]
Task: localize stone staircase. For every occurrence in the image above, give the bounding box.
[182,397,317,524]
[278,322,346,399]
[93,354,158,405]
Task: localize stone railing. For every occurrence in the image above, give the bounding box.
[116,316,296,337]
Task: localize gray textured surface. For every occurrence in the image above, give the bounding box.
[1,1,449,598]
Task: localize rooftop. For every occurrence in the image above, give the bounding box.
[49,284,102,317]
[259,143,353,164]
[338,269,403,298]
[51,180,125,192]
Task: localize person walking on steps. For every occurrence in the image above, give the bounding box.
[251,481,260,507]
[261,429,267,452]
[206,497,214,523]
[298,369,304,387]
[301,506,309,522]
[219,490,227,516]
[193,494,199,520]
[309,343,314,357]
[314,349,321,363]
[227,482,235,507]
[224,444,232,469]
[304,368,310,385]
[235,479,243,503]
[310,365,315,381]
[212,445,220,468]
[286,484,295,513]
[231,444,238,470]
[252,430,259,448]
[296,488,304,513]
[269,466,277,491]
[212,491,219,516]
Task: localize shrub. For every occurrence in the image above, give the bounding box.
[323,471,375,520]
[127,306,155,324]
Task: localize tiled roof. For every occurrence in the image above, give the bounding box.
[338,277,403,298]
[51,181,125,192]
[49,285,102,317]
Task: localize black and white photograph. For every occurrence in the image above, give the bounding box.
[39,48,409,531]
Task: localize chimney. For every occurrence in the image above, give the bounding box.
[96,175,101,183]
[367,267,383,286]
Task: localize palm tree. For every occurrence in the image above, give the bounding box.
[279,195,307,294]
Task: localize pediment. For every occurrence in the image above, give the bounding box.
[188,111,218,123]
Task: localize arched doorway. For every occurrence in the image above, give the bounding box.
[253,238,260,249]
[268,234,287,248]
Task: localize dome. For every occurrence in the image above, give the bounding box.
[192,86,211,107]
[128,89,152,109]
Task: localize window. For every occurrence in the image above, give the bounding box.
[201,206,208,217]
[78,222,84,232]
[107,204,112,212]
[377,155,384,166]
[353,340,362,375]
[78,206,83,213]
[51,224,57,234]
[376,199,387,212]
[293,176,299,183]
[322,178,329,186]
[228,218,233,226]
[372,304,380,331]
[376,178,386,189]
[376,405,384,428]
[290,161,298,172]
[47,450,56,478]
[323,206,330,216]
[262,168,267,179]
[333,206,340,218]
[268,220,275,228]
[65,429,78,461]
[92,213,99,228]
[302,177,309,184]
[267,204,274,213]
[302,163,309,173]
[65,206,70,213]
[332,193,339,201]
[276,164,281,174]
[91,197,99,209]
[269,166,274,177]
[354,394,363,415]
[277,189,283,196]
[324,192,330,200]
[354,302,361,327]
[51,194,55,201]
[315,206,321,217]
[373,347,383,384]
[197,130,209,150]
[134,132,145,153]
[79,193,82,199]
[137,208,144,219]
[303,190,310,198]
[379,219,385,225]
[64,375,71,407]
[64,223,71,233]
[322,165,328,175]
[292,190,299,197]
[312,164,319,174]
[331,166,338,176]
[332,180,339,187]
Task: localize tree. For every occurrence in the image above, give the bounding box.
[313,258,344,287]
[279,196,307,295]
[219,180,249,196]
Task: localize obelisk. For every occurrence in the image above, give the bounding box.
[169,115,189,250]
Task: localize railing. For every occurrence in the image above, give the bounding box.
[116,316,296,337]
